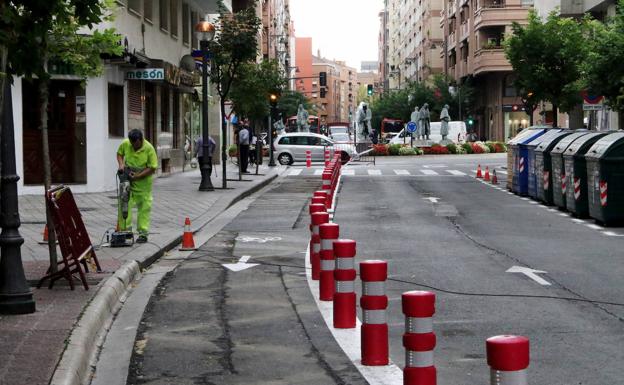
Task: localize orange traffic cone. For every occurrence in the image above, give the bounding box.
[476,164,483,178]
[38,224,58,245]
[179,217,197,251]
[484,166,491,182]
[491,169,498,185]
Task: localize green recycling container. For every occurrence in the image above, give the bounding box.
[535,131,573,205]
[585,132,624,226]
[550,131,589,210]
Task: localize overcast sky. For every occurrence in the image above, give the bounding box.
[290,0,383,70]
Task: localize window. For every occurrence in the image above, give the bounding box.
[144,0,153,22]
[159,0,168,31]
[127,80,142,115]
[170,0,178,38]
[108,84,125,137]
[128,0,141,15]
[182,3,190,45]
[504,75,518,97]
[191,10,198,49]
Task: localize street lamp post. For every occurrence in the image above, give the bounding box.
[0,81,36,314]
[195,19,216,191]
[268,94,277,167]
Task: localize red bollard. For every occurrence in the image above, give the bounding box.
[333,239,356,328]
[319,223,339,301]
[325,148,330,167]
[306,150,312,168]
[311,196,326,207]
[486,335,529,385]
[402,291,437,385]
[360,260,389,366]
[322,172,333,208]
[310,212,329,280]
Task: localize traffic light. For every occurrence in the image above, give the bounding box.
[320,88,326,98]
[467,116,474,126]
[319,72,327,87]
[367,84,373,96]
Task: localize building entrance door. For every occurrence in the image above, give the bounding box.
[22,79,86,185]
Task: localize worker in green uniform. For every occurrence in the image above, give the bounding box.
[116,129,158,243]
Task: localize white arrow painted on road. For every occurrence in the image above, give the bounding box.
[222,255,259,272]
[423,197,440,203]
[506,266,551,286]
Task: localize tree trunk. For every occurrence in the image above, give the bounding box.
[568,103,584,129]
[40,77,58,273]
[552,104,558,127]
[221,99,227,189]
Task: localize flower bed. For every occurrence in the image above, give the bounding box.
[367,141,507,156]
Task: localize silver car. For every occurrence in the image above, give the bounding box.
[274,132,356,165]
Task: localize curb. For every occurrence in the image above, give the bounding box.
[50,169,281,385]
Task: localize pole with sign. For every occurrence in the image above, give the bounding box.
[406,121,417,147]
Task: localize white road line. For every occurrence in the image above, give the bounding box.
[420,169,439,175]
[603,231,624,237]
[394,169,411,175]
[305,249,403,384]
[529,201,538,204]
[558,212,569,217]
[342,169,355,176]
[314,169,324,175]
[288,169,302,176]
[423,164,448,168]
[446,170,466,176]
[571,218,585,223]
[586,223,603,230]
[367,169,382,176]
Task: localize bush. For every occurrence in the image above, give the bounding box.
[398,146,417,155]
[471,141,489,154]
[462,143,473,154]
[456,144,467,154]
[494,142,507,153]
[446,143,458,154]
[485,142,496,153]
[372,144,388,156]
[388,144,402,156]
[228,144,238,156]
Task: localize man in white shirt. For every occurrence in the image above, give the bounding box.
[238,124,251,173]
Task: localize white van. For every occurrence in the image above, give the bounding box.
[389,121,467,145]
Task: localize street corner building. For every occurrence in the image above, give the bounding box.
[11,0,230,195]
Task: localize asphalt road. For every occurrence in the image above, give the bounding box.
[333,154,624,385]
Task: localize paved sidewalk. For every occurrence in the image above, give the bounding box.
[0,165,282,385]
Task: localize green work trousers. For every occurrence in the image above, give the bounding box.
[119,191,153,235]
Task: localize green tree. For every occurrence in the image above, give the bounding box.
[276,90,315,120]
[584,0,624,128]
[209,0,262,188]
[229,59,286,126]
[505,10,588,127]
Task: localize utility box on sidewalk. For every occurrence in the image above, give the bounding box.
[550,131,589,209]
[564,132,609,217]
[585,132,624,225]
[523,129,562,198]
[535,130,573,205]
[509,127,547,194]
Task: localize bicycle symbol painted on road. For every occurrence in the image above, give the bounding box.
[235,236,282,243]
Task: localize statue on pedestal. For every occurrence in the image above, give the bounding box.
[440,104,451,141]
[418,103,431,140]
[410,106,420,139]
[296,104,309,132]
[356,102,372,141]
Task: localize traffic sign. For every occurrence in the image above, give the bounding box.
[407,121,417,133]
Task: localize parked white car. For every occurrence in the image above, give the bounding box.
[274,132,357,165]
[389,121,467,145]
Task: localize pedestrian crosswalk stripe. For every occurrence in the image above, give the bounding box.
[288,169,302,176]
[394,170,410,175]
[420,169,439,175]
[367,169,382,175]
[314,169,323,175]
[446,170,466,176]
[342,169,355,176]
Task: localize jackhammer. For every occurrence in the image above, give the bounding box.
[110,168,135,247]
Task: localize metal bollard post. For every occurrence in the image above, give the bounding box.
[360,260,389,366]
[402,291,437,385]
[322,172,333,208]
[486,335,529,385]
[333,239,356,328]
[306,150,312,168]
[319,222,339,301]
[325,147,330,167]
[310,212,329,281]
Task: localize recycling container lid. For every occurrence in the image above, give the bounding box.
[564,132,610,157]
[525,129,562,149]
[585,132,624,160]
[508,127,548,145]
[550,132,590,154]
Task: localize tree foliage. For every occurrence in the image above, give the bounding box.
[229,59,286,122]
[505,10,588,126]
[276,90,315,119]
[584,0,624,120]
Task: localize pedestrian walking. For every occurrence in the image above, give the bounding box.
[238,123,251,173]
[194,135,216,175]
[116,129,158,243]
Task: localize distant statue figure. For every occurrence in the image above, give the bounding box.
[411,106,420,139]
[296,104,309,132]
[273,118,285,134]
[356,102,372,141]
[440,104,451,141]
[418,103,431,140]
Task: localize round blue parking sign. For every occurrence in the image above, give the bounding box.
[406,121,417,133]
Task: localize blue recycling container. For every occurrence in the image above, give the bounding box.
[509,127,547,194]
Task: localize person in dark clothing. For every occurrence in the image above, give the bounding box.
[238,124,251,173]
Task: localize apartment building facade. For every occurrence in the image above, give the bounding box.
[311,56,357,124]
[441,0,532,140]
[260,0,293,77]
[378,6,390,92]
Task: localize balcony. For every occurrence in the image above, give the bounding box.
[448,32,456,50]
[472,48,511,75]
[460,22,470,40]
[448,1,458,17]
[473,5,529,30]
